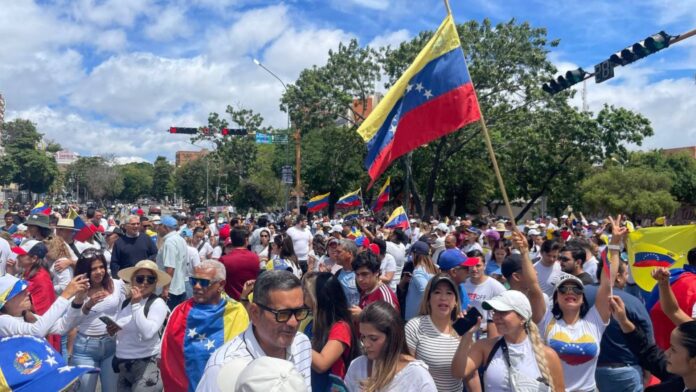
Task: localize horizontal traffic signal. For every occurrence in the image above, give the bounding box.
[169,127,198,134]
[609,31,671,66]
[221,128,247,136]
[542,68,588,95]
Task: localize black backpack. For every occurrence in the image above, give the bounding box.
[120,294,169,338]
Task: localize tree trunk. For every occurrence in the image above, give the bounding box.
[424,139,447,217]
[409,174,423,217]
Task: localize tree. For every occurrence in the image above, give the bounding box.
[628,150,696,205]
[151,156,174,201]
[580,167,678,219]
[80,157,124,202]
[119,162,154,202]
[175,157,208,207]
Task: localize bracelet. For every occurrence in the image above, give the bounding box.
[607,244,622,251]
[71,302,84,309]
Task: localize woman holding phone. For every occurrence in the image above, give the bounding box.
[110,259,170,391]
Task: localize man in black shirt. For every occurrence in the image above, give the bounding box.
[110,215,157,276]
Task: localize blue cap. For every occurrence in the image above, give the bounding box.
[438,249,468,271]
[160,215,178,229]
[409,240,430,256]
[0,336,98,391]
[466,227,481,235]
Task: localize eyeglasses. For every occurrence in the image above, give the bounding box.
[190,277,216,288]
[558,285,583,295]
[255,302,311,323]
[134,275,157,285]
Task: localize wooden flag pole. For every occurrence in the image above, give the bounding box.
[444,0,517,226]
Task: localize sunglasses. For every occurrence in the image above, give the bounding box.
[134,275,157,285]
[80,249,104,260]
[255,302,311,323]
[190,277,216,288]
[558,285,583,295]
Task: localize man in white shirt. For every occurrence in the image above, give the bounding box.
[157,215,189,309]
[533,239,562,297]
[286,215,312,274]
[197,270,312,392]
[461,227,483,254]
[463,256,506,338]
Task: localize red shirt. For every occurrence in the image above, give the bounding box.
[25,268,60,351]
[327,321,352,378]
[359,284,399,311]
[219,248,260,300]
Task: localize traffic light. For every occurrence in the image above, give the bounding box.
[542,68,588,95]
[609,31,671,66]
[169,127,198,134]
[221,128,247,136]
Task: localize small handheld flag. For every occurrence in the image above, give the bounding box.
[336,188,362,209]
[307,192,330,213]
[372,177,390,213]
[30,202,51,215]
[384,206,409,229]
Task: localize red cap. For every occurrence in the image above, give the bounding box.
[367,243,380,256]
[219,225,231,239]
[462,257,480,267]
[136,208,144,216]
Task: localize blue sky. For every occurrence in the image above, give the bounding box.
[1,0,694,163]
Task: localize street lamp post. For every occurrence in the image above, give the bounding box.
[253,59,301,212]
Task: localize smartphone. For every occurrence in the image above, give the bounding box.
[453,307,482,336]
[99,316,121,329]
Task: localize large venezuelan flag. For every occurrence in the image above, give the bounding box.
[357,15,481,187]
[307,192,330,212]
[161,295,249,392]
[372,177,390,212]
[384,206,409,229]
[30,202,51,215]
[336,188,362,209]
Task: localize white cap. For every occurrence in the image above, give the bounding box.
[436,223,449,233]
[527,228,541,236]
[483,290,532,321]
[561,214,568,219]
[329,225,343,234]
[217,357,307,392]
[554,273,585,290]
[590,221,599,227]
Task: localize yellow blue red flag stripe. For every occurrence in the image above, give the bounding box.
[336,188,362,209]
[357,15,481,187]
[385,206,409,229]
[372,177,390,212]
[307,192,330,212]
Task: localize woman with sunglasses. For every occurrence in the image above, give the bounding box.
[110,260,170,391]
[255,228,272,267]
[72,249,128,392]
[522,215,626,392]
[344,301,436,392]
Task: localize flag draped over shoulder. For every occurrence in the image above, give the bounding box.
[384,206,409,229]
[336,189,362,209]
[307,192,330,212]
[357,15,481,187]
[626,225,696,291]
[161,296,249,392]
[372,177,390,212]
[30,202,51,215]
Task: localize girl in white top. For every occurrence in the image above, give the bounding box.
[405,274,468,392]
[46,236,75,295]
[110,260,170,391]
[345,301,437,392]
[72,249,127,392]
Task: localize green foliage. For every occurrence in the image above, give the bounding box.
[151,156,174,201]
[627,150,696,205]
[119,163,154,202]
[1,119,59,194]
[174,157,208,207]
[580,167,678,218]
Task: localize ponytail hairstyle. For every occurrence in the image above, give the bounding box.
[359,301,410,392]
[677,320,696,358]
[526,321,555,392]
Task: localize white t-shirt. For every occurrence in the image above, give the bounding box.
[483,337,543,392]
[286,226,312,261]
[461,242,483,255]
[187,246,202,277]
[114,297,168,359]
[380,254,397,289]
[405,316,462,392]
[344,355,437,392]
[583,256,599,284]
[0,237,11,276]
[463,277,506,324]
[691,302,696,319]
[386,241,406,292]
[534,261,562,298]
[540,306,608,392]
[197,241,214,261]
[77,279,127,336]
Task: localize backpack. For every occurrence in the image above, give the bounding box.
[121,294,169,338]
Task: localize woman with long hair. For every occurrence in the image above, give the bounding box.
[345,301,436,392]
[304,272,359,391]
[268,235,302,278]
[71,249,127,392]
[404,242,438,320]
[452,289,564,391]
[405,274,466,391]
[485,241,510,276]
[46,236,74,295]
[255,228,272,267]
[610,295,696,392]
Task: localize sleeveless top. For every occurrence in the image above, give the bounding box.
[483,337,542,392]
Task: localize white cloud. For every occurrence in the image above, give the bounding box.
[67,0,154,28]
[348,0,390,10]
[95,29,127,52]
[368,29,410,49]
[144,6,190,42]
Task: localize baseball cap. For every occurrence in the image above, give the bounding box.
[160,215,178,229]
[438,249,477,271]
[355,236,370,248]
[0,335,98,391]
[409,240,430,256]
[329,224,343,234]
[483,290,532,321]
[466,227,481,235]
[484,229,500,241]
[0,275,29,310]
[11,240,48,259]
[554,273,584,291]
[217,357,307,392]
[527,228,541,236]
[436,223,449,233]
[501,254,522,280]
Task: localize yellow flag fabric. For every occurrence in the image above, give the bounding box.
[627,224,696,291]
[67,208,79,220]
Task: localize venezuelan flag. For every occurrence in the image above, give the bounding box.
[372,177,390,213]
[336,188,362,209]
[30,202,51,215]
[73,216,96,242]
[344,209,361,221]
[357,15,481,187]
[307,192,330,212]
[161,295,249,392]
[548,331,598,366]
[384,206,409,229]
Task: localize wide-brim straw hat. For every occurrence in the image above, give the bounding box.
[117,259,171,287]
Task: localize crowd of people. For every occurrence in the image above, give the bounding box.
[0,206,695,392]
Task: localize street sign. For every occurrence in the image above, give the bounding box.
[594,60,615,83]
[281,165,293,184]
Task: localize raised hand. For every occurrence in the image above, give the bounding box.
[607,214,628,245]
[651,267,670,285]
[130,286,143,303]
[510,231,528,252]
[62,274,90,299]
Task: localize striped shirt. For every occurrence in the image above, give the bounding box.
[359,283,400,311]
[195,325,312,392]
[405,315,462,392]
